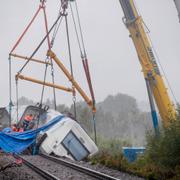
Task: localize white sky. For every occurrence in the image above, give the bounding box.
[0,0,180,107]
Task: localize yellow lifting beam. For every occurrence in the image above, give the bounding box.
[47,50,96,112]
[16,74,73,93]
[10,53,51,65]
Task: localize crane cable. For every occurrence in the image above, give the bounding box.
[13,2,64,123]
[16,3,63,111]
[49,16,64,110]
[70,1,95,105]
[8,55,13,126]
[134,21,176,121]
[70,1,97,143]
[147,34,178,105]
[65,11,77,119]
[40,58,49,106]
[75,1,95,105]
[74,1,87,55]
[17,11,63,76]
[40,2,63,110]
[135,2,178,105]
[69,3,83,56]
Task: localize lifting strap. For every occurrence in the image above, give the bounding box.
[69,0,97,143]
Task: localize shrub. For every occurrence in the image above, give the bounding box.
[90,106,180,180]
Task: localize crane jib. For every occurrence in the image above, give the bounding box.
[119,0,136,21]
[119,0,177,127]
[147,47,161,75]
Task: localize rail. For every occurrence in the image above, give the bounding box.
[14,155,59,180]
[40,153,120,180]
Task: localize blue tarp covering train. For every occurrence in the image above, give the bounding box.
[0,115,64,153]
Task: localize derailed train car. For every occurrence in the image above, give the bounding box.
[1,104,98,161]
[40,116,98,161]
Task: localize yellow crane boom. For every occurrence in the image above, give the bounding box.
[119,0,176,127]
[174,0,180,22]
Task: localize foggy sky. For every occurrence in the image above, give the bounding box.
[0,0,180,108]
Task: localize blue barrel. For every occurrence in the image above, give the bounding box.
[122,147,145,162]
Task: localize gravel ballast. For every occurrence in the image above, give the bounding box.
[0,153,144,180]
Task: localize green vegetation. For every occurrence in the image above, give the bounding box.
[16,94,152,145]
[90,107,180,180]
[6,95,180,179]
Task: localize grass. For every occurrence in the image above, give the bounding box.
[90,109,180,180]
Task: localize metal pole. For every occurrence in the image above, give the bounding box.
[145,79,159,135]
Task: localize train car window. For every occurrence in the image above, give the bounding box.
[62,131,89,161]
[19,105,47,130]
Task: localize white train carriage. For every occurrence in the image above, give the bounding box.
[40,115,98,161]
[10,104,98,161]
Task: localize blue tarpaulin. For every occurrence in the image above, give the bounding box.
[0,115,64,153]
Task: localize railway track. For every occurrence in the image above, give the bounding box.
[15,155,59,180]
[15,154,120,180]
[40,153,120,180]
